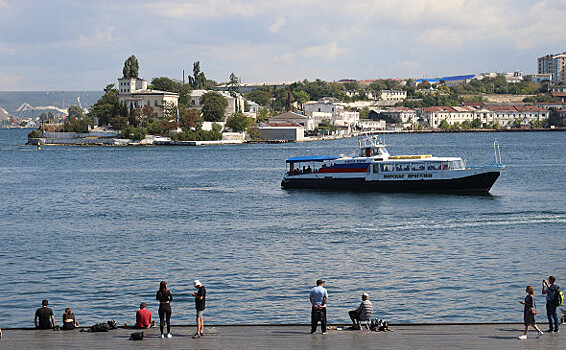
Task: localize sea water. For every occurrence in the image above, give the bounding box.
[0,129,564,327]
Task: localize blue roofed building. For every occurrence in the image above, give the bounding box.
[416,75,476,87]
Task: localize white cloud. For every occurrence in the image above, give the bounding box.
[275,52,294,64]
[71,26,118,48]
[301,42,346,60]
[269,17,286,33]
[144,0,258,19]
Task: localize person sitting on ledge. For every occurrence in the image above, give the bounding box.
[348,293,373,329]
[135,302,153,329]
[61,308,79,330]
[34,299,55,330]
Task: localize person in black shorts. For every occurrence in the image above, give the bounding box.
[34,299,55,330]
[192,280,206,338]
[156,281,173,338]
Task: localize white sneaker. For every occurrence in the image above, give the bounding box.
[518,334,527,340]
[160,334,165,338]
[167,333,172,338]
[537,332,543,338]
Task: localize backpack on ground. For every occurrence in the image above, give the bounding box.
[107,320,118,330]
[90,323,110,332]
[129,331,144,340]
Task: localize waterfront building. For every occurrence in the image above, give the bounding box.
[358,119,386,132]
[190,90,245,118]
[257,122,304,141]
[422,105,547,128]
[487,105,547,127]
[304,98,359,133]
[117,77,179,118]
[268,111,315,131]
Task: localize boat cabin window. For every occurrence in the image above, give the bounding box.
[380,164,393,172]
[449,160,465,170]
[395,163,410,172]
[411,163,425,171]
[427,162,441,171]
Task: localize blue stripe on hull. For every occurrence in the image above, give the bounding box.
[281,172,501,194]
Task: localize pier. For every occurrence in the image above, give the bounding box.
[1,323,563,349]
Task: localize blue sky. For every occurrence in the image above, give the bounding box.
[0,0,565,90]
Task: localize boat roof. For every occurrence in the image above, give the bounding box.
[378,156,462,162]
[286,155,340,163]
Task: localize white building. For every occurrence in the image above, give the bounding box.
[117,77,179,118]
[380,90,407,101]
[304,97,359,133]
[423,105,548,128]
[190,90,245,117]
[268,111,315,131]
[358,119,386,132]
[258,122,304,141]
[304,97,344,115]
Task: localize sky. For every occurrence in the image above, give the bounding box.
[0,0,565,90]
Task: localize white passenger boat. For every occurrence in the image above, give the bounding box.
[281,135,504,193]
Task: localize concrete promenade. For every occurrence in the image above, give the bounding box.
[0,323,563,349]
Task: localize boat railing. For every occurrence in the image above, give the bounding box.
[493,139,502,165]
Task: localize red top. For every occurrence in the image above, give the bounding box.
[136,308,152,328]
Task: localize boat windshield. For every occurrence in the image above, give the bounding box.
[449,160,465,169]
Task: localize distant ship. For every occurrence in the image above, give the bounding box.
[281,135,504,193]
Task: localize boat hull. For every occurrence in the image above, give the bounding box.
[281,171,501,194]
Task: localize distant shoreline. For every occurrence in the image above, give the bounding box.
[12,127,565,147]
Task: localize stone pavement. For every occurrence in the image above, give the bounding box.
[0,324,563,349]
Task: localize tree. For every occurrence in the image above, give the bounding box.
[256,108,269,122]
[439,119,450,130]
[109,115,128,130]
[67,105,84,119]
[161,101,177,120]
[89,84,121,126]
[188,61,207,89]
[471,118,482,129]
[123,55,139,79]
[142,105,157,122]
[228,73,241,98]
[179,108,202,129]
[293,90,310,110]
[245,89,270,106]
[150,77,192,107]
[512,117,523,128]
[359,107,370,119]
[225,112,251,132]
[201,92,228,122]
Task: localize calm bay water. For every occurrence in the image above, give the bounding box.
[0,129,564,327]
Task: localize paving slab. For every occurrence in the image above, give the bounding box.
[0,324,563,349]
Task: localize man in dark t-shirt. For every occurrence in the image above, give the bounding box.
[34,299,55,329]
[192,280,206,338]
